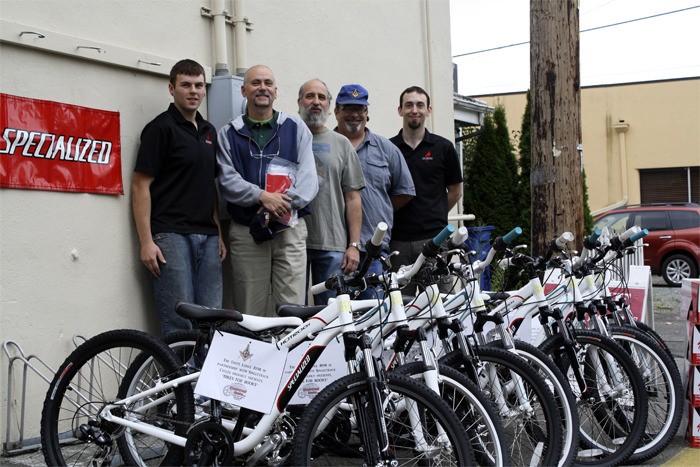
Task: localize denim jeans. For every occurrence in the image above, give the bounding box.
[356,252,386,300]
[307,249,345,305]
[152,233,222,335]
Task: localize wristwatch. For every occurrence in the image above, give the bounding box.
[348,242,361,250]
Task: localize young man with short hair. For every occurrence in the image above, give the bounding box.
[390,86,463,294]
[132,59,226,335]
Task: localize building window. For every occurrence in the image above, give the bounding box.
[639,167,700,204]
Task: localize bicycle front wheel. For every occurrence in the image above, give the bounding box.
[392,361,510,467]
[41,329,194,466]
[291,371,474,466]
[610,325,683,464]
[540,329,648,466]
[441,345,563,467]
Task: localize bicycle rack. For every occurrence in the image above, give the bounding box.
[3,336,86,455]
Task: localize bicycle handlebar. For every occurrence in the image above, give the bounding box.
[370,222,389,247]
[555,231,574,250]
[448,226,468,249]
[584,228,601,247]
[471,226,522,274]
[310,222,388,295]
[628,228,648,244]
[619,226,640,242]
[502,227,523,246]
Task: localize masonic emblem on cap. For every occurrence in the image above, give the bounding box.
[352,89,359,97]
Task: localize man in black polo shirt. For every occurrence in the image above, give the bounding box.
[132,59,226,335]
[390,86,463,294]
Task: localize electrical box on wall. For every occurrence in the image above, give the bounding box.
[207,75,246,220]
[207,75,246,131]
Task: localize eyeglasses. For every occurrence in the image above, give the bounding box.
[340,105,367,114]
[248,135,281,160]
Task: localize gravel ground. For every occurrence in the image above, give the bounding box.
[1,275,694,466]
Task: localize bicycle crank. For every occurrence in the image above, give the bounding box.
[184,421,234,466]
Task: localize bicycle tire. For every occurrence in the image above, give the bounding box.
[487,339,579,467]
[630,320,676,362]
[440,345,563,467]
[539,329,648,466]
[392,361,510,467]
[291,371,475,466]
[609,325,684,464]
[41,329,194,466]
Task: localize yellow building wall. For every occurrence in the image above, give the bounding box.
[475,78,700,212]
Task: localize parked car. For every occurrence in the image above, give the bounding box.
[594,203,700,287]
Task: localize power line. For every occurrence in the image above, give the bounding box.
[452,5,700,58]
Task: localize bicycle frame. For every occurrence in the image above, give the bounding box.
[97,293,374,455]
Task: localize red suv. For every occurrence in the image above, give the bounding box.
[594,203,700,287]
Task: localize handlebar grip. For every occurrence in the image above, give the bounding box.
[449,226,469,248]
[432,224,455,247]
[555,232,575,250]
[421,224,455,258]
[502,227,523,245]
[628,228,648,243]
[586,228,602,244]
[310,282,328,295]
[370,222,388,247]
[620,226,640,242]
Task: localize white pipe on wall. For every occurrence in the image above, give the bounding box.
[423,0,435,134]
[212,0,229,75]
[233,0,248,76]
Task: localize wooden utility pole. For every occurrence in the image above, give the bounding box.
[530,0,584,255]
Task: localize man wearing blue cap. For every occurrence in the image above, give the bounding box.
[334,84,415,295]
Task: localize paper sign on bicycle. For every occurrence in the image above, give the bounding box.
[195,332,288,414]
[280,338,347,404]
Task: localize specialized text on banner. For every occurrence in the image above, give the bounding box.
[0,93,123,195]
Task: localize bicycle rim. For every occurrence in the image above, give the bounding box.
[292,371,474,466]
[40,329,193,466]
[541,329,648,466]
[393,361,509,467]
[611,326,683,463]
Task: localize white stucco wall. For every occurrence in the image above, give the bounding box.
[0,0,455,446]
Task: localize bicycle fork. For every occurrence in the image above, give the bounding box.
[343,332,395,465]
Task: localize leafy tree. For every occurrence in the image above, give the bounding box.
[493,106,519,214]
[517,92,532,246]
[582,170,594,234]
[463,114,513,236]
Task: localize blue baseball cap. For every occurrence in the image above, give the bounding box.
[336,84,370,106]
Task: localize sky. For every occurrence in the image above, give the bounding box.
[450,0,700,96]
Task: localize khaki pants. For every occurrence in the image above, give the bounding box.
[229,218,307,317]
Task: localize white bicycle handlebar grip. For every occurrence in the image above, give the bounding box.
[371,222,388,247]
[310,281,327,295]
[620,225,640,241]
[555,232,575,249]
[449,226,469,247]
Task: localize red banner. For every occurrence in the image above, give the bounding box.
[0,93,122,195]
